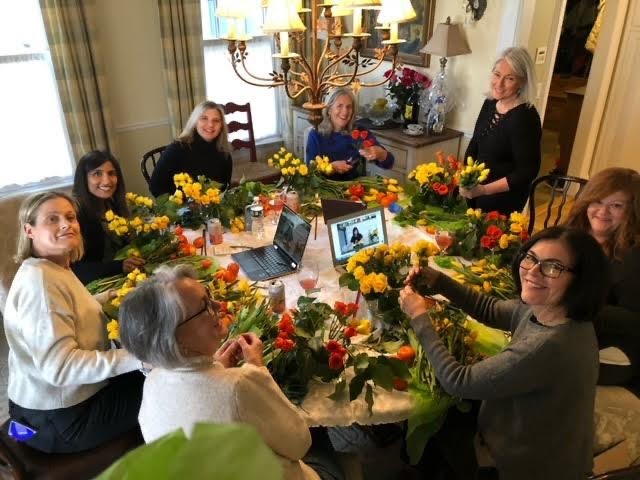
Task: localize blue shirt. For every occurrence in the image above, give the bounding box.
[305,129,394,181]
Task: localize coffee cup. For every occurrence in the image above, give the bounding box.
[407,123,423,135]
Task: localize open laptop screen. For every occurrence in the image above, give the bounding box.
[273,205,311,265]
[326,207,388,266]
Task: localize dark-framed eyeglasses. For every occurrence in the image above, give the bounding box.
[519,252,575,279]
[179,285,219,327]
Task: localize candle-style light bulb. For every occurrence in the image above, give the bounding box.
[280,31,290,56]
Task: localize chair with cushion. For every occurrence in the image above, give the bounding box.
[0,419,143,480]
[526,173,588,235]
[223,102,280,185]
[140,146,166,186]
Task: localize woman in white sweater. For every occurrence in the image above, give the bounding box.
[118,265,342,480]
[4,191,143,453]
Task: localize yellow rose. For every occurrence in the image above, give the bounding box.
[298,164,308,176]
[353,266,365,280]
[372,273,388,293]
[105,210,115,221]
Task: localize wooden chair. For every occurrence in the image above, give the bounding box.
[140,146,166,185]
[0,419,143,480]
[526,174,588,235]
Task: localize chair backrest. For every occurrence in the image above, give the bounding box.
[223,102,257,163]
[527,174,588,235]
[140,146,166,186]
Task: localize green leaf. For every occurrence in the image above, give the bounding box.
[385,356,411,379]
[364,384,374,416]
[349,374,366,401]
[328,376,347,401]
[338,272,359,291]
[371,363,394,391]
[353,353,370,374]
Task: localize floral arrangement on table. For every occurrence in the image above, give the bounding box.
[346,177,402,208]
[406,151,464,209]
[267,147,309,193]
[383,67,432,118]
[446,258,517,300]
[160,173,223,229]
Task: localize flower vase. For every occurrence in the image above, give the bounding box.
[365,299,384,330]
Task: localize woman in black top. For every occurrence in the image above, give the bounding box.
[150,101,233,196]
[350,227,363,247]
[460,47,542,215]
[71,151,145,284]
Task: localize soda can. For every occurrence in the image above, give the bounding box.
[207,218,224,245]
[285,189,300,213]
[268,280,286,314]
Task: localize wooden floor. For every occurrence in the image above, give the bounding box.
[526,185,578,234]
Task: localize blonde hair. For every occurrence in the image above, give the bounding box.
[15,191,84,265]
[566,167,640,259]
[177,101,231,154]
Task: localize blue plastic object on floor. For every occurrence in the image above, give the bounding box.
[8,420,37,442]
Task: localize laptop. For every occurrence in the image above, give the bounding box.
[321,198,367,224]
[231,205,311,281]
[326,207,388,267]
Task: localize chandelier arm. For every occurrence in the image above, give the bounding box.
[318,45,356,83]
[238,55,279,82]
[231,60,284,88]
[330,51,396,86]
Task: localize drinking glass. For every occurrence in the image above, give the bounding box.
[297,261,319,294]
[435,230,454,255]
[269,190,285,225]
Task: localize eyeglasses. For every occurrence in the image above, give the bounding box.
[519,252,575,279]
[179,285,219,327]
[589,200,626,213]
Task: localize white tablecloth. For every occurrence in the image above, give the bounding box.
[197,211,431,426]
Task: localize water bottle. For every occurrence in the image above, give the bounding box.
[250,202,265,241]
[245,196,260,233]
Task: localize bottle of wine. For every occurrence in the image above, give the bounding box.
[403,90,420,128]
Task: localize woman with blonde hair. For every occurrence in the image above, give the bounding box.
[566,167,640,386]
[5,191,143,453]
[150,100,233,196]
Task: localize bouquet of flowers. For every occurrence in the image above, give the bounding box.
[459,157,490,189]
[383,67,431,114]
[406,151,463,210]
[448,258,517,300]
[267,147,309,192]
[346,178,402,208]
[160,173,223,229]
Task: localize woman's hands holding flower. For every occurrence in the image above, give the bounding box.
[214,339,241,368]
[459,184,487,199]
[359,145,388,162]
[331,160,353,174]
[399,285,430,321]
[237,332,264,367]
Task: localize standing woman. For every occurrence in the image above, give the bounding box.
[400,226,608,479]
[460,47,542,215]
[72,150,145,284]
[4,192,143,453]
[566,167,640,386]
[150,101,233,196]
[305,87,394,181]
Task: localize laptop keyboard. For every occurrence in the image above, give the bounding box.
[251,248,291,275]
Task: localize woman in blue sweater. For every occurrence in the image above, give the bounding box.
[306,87,394,181]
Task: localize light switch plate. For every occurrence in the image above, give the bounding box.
[535,47,547,65]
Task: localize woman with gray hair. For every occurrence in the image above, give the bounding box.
[5,191,143,453]
[119,264,342,480]
[460,46,542,215]
[150,100,233,196]
[305,87,394,181]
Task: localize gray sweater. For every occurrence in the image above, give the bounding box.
[413,273,598,480]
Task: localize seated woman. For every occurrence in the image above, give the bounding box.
[566,167,640,387]
[118,265,342,480]
[305,87,393,181]
[459,47,542,215]
[71,150,145,284]
[4,192,143,453]
[150,101,233,196]
[400,226,608,479]
[350,227,363,248]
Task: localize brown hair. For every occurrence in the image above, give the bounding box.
[15,191,84,264]
[566,167,640,259]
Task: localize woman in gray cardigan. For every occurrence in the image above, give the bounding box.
[400,226,608,480]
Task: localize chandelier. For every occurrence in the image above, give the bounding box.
[218,0,418,127]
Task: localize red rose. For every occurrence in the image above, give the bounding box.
[326,339,343,353]
[351,130,360,140]
[348,184,365,198]
[362,139,374,148]
[486,225,503,239]
[480,235,497,249]
[436,184,449,195]
[432,182,442,192]
[329,353,345,370]
[447,155,459,171]
[278,314,295,334]
[393,378,408,391]
[345,302,358,316]
[485,211,500,221]
[359,130,368,139]
[275,335,295,352]
[343,327,357,338]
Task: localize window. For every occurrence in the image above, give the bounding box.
[0,1,73,192]
[200,0,279,143]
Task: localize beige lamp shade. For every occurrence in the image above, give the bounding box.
[341,0,381,9]
[263,0,306,32]
[420,17,471,57]
[377,0,416,24]
[217,0,253,18]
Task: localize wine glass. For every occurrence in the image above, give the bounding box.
[268,189,284,225]
[297,261,319,294]
[435,230,454,255]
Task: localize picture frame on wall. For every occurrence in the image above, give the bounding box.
[361,0,436,68]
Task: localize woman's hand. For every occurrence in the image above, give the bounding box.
[399,285,430,320]
[359,146,387,162]
[123,256,146,273]
[214,339,241,368]
[237,332,264,367]
[459,184,486,199]
[331,160,353,174]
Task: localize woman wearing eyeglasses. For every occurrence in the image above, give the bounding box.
[566,167,640,387]
[399,226,608,479]
[118,265,343,480]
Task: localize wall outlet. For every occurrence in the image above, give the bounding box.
[535,47,547,65]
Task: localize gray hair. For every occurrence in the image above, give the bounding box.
[177,100,231,154]
[317,87,357,136]
[119,264,199,369]
[14,191,84,264]
[490,47,537,106]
